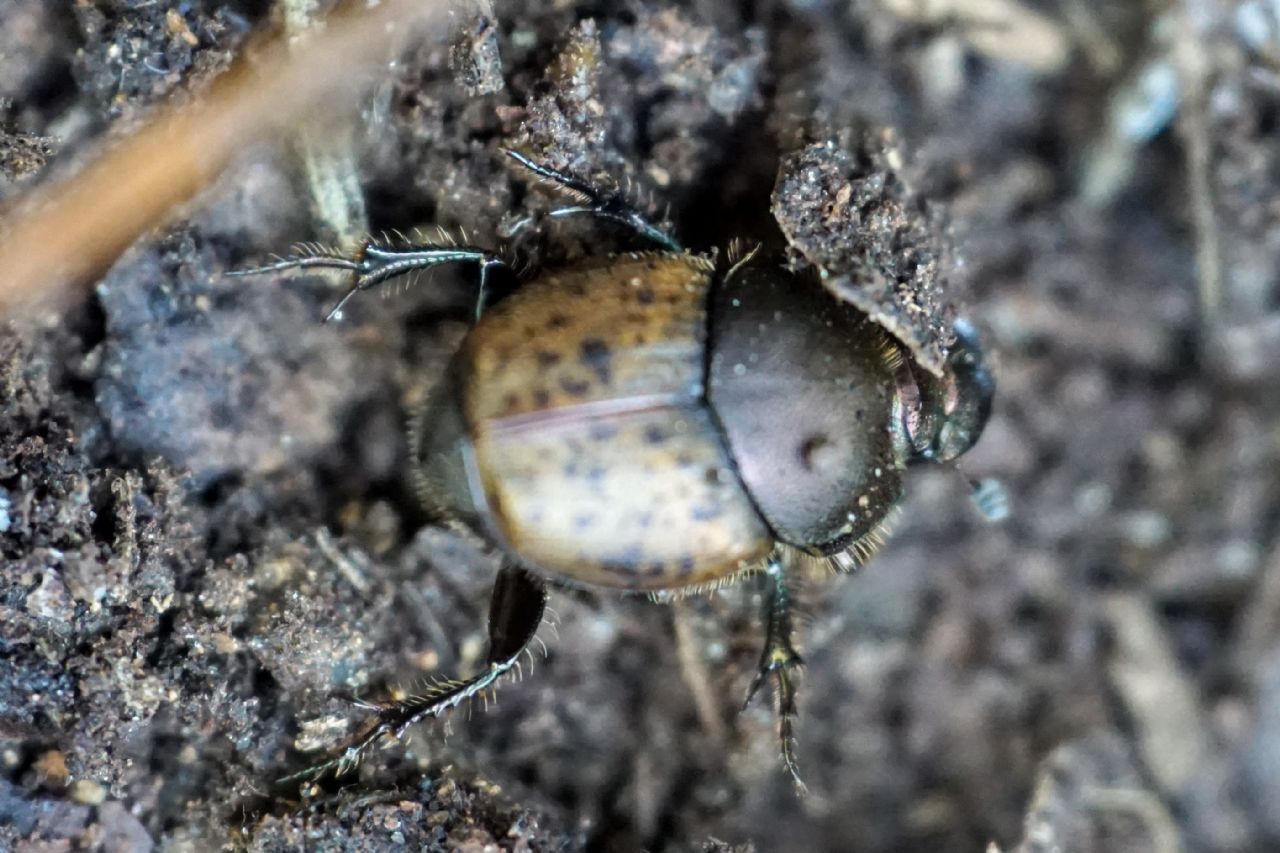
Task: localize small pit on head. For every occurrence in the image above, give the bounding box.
[799,433,834,471]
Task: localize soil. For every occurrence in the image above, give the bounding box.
[3,1,1279,852]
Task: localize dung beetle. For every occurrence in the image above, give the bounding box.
[234,148,994,788]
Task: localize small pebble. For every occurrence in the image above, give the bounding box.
[70,779,107,805]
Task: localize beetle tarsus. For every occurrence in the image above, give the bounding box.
[277,564,547,787]
[502,148,682,252]
[743,555,808,793]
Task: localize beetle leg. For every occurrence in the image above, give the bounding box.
[503,149,682,252]
[229,241,512,322]
[742,555,807,792]
[277,563,547,786]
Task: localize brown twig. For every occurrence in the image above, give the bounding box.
[0,0,459,322]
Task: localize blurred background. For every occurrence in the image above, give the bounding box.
[2,1,1279,850]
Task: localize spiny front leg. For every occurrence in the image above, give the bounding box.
[743,553,807,792]
[503,149,681,252]
[228,238,512,322]
[277,563,548,786]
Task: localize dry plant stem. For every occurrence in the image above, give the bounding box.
[671,602,727,743]
[0,0,458,322]
[1062,0,1120,74]
[877,0,1070,73]
[1084,787,1184,853]
[283,0,371,249]
[1234,544,1280,671]
[1104,593,1207,796]
[1172,1,1222,323]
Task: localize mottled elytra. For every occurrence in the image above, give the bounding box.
[234,148,995,789]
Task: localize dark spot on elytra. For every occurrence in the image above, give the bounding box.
[678,555,695,575]
[573,513,594,531]
[636,286,656,305]
[702,466,722,483]
[637,511,654,529]
[502,392,520,414]
[646,561,667,577]
[533,389,551,409]
[854,409,864,422]
[536,350,562,368]
[600,547,644,576]
[675,453,695,468]
[586,466,606,483]
[560,377,590,397]
[562,462,579,478]
[643,425,667,446]
[690,502,723,521]
[589,423,618,441]
[579,338,612,385]
[547,313,571,330]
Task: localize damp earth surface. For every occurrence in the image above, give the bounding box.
[3,2,1280,852]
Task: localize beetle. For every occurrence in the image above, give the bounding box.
[234,148,994,788]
